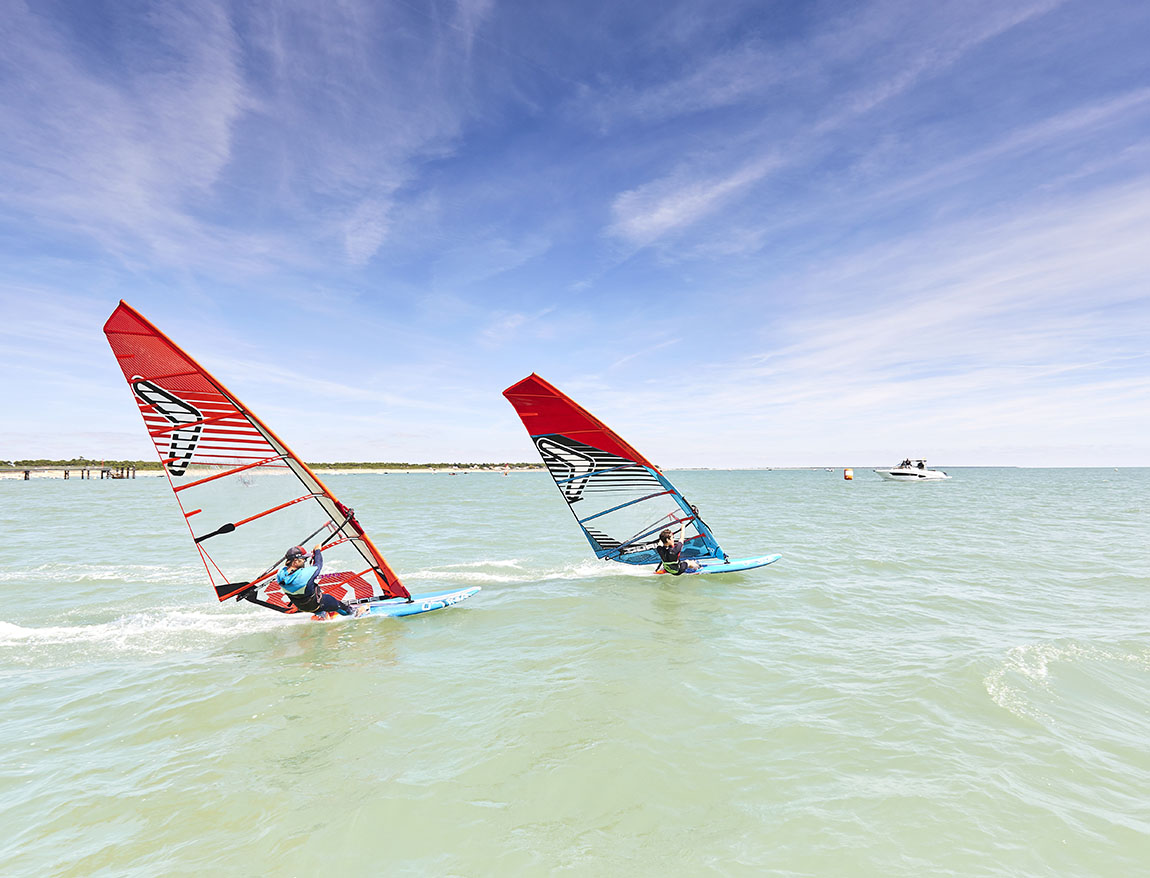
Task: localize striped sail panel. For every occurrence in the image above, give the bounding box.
[503,374,725,565]
[103,301,410,611]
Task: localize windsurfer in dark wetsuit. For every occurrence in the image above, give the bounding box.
[655,521,701,575]
[276,545,366,619]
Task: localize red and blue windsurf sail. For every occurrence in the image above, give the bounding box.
[503,374,726,566]
[103,301,410,612]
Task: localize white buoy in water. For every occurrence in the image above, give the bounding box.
[844,468,854,480]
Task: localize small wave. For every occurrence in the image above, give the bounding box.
[539,560,650,581]
[0,608,293,657]
[404,570,535,584]
[984,641,1150,721]
[1004,642,1148,681]
[0,563,198,584]
[403,559,652,585]
[438,559,524,570]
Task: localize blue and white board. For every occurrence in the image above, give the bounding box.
[364,586,481,617]
[656,554,781,576]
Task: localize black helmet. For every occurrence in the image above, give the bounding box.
[285,545,306,561]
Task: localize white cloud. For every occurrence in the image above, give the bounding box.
[685,181,1150,463]
[432,232,553,289]
[586,39,788,128]
[609,338,681,371]
[0,1,491,275]
[860,87,1150,210]
[609,156,781,246]
[479,306,556,349]
[0,2,246,263]
[553,173,1150,466]
[451,0,497,60]
[342,199,392,265]
[814,0,1066,133]
[601,0,1074,251]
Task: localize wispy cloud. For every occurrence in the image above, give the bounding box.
[860,86,1150,208]
[340,198,393,265]
[479,306,557,349]
[600,0,1073,251]
[585,39,790,128]
[609,156,782,246]
[626,178,1150,463]
[0,3,245,263]
[432,232,553,289]
[0,1,493,274]
[609,338,681,371]
[813,0,1067,133]
[450,0,497,61]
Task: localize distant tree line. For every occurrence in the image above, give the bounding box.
[6,458,161,469]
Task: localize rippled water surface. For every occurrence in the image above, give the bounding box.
[1,468,1147,876]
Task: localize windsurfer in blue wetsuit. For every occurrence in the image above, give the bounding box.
[655,522,701,575]
[276,545,366,619]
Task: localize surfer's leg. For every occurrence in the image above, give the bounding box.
[317,593,354,616]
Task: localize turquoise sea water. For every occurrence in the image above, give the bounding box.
[1,468,1147,876]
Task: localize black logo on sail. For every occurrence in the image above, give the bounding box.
[535,435,599,503]
[131,377,203,477]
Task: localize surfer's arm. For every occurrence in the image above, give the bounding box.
[302,549,324,591]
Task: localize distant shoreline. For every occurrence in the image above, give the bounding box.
[0,464,545,480]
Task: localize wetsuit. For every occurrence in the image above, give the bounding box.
[276,549,355,616]
[656,540,689,575]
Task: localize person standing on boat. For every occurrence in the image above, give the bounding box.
[656,521,702,575]
[276,545,365,619]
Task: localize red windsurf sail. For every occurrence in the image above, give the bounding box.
[103,301,410,611]
[503,373,725,566]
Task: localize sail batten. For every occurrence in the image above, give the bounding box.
[554,462,645,485]
[173,457,286,492]
[577,490,673,524]
[104,300,411,610]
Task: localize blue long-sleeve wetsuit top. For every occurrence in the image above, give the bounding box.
[276,549,323,594]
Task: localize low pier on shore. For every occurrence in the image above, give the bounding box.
[0,466,137,481]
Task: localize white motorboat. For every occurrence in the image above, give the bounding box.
[873,458,950,481]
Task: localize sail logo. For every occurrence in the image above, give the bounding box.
[534,435,600,503]
[131,377,204,477]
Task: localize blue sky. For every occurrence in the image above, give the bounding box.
[1,0,1147,467]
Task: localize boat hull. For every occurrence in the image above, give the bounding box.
[874,469,950,481]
